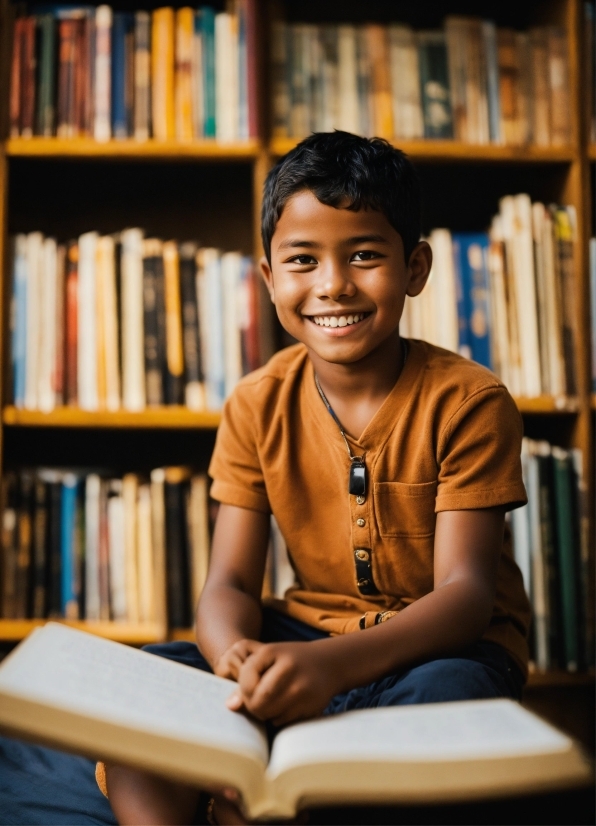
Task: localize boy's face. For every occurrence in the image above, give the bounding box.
[261,190,431,366]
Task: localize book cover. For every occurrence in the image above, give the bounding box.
[417,31,453,139]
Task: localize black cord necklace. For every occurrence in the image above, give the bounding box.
[314,340,408,499]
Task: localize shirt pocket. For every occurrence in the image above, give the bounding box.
[374,481,437,538]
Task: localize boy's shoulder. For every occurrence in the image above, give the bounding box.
[234,343,309,393]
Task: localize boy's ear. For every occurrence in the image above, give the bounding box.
[259,255,275,303]
[405,241,432,297]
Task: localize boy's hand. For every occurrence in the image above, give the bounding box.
[226,641,341,726]
[214,639,264,681]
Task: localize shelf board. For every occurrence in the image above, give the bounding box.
[588,144,596,160]
[169,627,196,642]
[5,137,261,160]
[270,138,577,163]
[2,406,221,429]
[512,395,580,414]
[0,618,166,644]
[526,670,595,689]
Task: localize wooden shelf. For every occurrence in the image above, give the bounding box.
[2,406,221,429]
[512,396,580,413]
[5,137,262,160]
[270,138,577,163]
[0,618,166,644]
[169,628,196,642]
[588,144,596,161]
[526,671,595,689]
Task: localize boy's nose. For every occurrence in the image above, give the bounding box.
[314,263,356,301]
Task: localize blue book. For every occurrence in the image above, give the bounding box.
[200,7,216,138]
[111,13,133,138]
[12,236,28,408]
[60,473,78,618]
[451,233,492,369]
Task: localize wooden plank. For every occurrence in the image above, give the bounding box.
[512,396,580,413]
[526,670,595,688]
[2,406,221,428]
[0,619,166,644]
[169,628,196,642]
[6,137,262,160]
[270,138,577,163]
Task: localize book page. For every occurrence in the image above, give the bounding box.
[267,699,570,778]
[0,623,268,766]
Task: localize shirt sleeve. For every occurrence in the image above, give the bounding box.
[435,385,527,513]
[208,383,271,513]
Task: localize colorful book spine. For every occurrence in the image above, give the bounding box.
[36,14,57,136]
[451,233,492,369]
[151,7,176,141]
[201,6,216,138]
[12,235,27,408]
[417,31,453,139]
[112,12,133,139]
[94,5,113,142]
[134,11,151,141]
[60,473,78,619]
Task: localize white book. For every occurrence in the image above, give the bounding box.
[94,5,113,142]
[78,231,99,411]
[388,24,423,139]
[215,12,238,141]
[531,204,551,395]
[221,251,243,399]
[38,237,58,413]
[527,439,551,672]
[24,232,43,411]
[197,248,225,409]
[511,194,542,396]
[150,468,167,631]
[107,479,127,622]
[120,229,146,411]
[85,474,101,621]
[428,229,458,352]
[336,25,359,134]
[498,196,529,396]
[97,235,121,411]
[511,443,532,597]
[487,217,512,390]
[0,624,590,820]
[122,474,140,624]
[137,483,155,623]
[540,206,566,396]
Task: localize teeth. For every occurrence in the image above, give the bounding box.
[312,313,366,327]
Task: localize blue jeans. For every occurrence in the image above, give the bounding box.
[145,607,524,713]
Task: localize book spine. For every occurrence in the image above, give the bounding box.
[134,11,151,140]
[107,480,127,621]
[85,474,101,621]
[98,478,110,620]
[47,475,62,618]
[20,17,37,139]
[179,242,205,410]
[175,7,195,141]
[450,235,471,360]
[94,5,112,142]
[53,244,66,405]
[418,32,453,139]
[125,18,135,136]
[12,235,28,408]
[24,232,43,411]
[111,13,128,139]
[77,231,99,411]
[150,468,168,630]
[81,13,94,137]
[188,474,209,611]
[237,0,249,139]
[36,14,57,136]
[9,18,24,137]
[245,0,258,138]
[60,473,78,619]
[31,477,48,619]
[192,12,204,138]
[221,252,243,399]
[65,241,79,406]
[1,474,19,617]
[164,470,191,628]
[554,207,578,396]
[591,238,596,392]
[122,473,139,623]
[202,248,225,409]
[482,21,501,144]
[151,7,176,141]
[547,27,571,146]
[97,235,120,411]
[14,474,33,618]
[38,237,58,413]
[271,20,290,138]
[365,24,393,139]
[137,483,155,622]
[201,6,216,138]
[162,241,185,405]
[530,28,551,147]
[142,239,165,406]
[120,229,146,411]
[215,12,237,141]
[497,29,519,145]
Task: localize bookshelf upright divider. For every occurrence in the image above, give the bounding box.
[0,0,591,699]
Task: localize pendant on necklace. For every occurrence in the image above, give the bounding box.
[349,458,367,497]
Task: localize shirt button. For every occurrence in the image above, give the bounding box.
[356,495,365,505]
[356,518,365,527]
[355,549,369,561]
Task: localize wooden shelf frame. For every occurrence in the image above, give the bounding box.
[0,1,592,679]
[0,618,167,645]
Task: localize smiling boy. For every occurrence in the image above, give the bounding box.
[105,132,531,825]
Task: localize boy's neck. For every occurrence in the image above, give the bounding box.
[308,332,405,441]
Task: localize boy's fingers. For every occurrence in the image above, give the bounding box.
[244,661,294,720]
[237,647,277,698]
[226,690,245,711]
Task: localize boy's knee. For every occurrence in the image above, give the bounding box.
[379,658,505,706]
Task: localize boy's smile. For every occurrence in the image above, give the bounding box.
[260,190,431,367]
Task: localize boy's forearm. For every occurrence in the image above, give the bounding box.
[196,583,263,670]
[317,579,494,695]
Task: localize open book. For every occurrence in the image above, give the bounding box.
[0,623,590,820]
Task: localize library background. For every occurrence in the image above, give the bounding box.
[0,0,594,751]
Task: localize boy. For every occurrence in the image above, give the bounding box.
[105,132,530,825]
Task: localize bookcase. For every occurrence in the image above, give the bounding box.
[0,0,593,716]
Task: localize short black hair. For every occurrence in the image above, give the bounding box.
[261,131,421,265]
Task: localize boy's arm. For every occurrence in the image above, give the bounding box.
[196,503,270,677]
[228,507,505,725]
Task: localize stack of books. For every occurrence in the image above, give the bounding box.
[9,1,257,142]
[9,230,270,413]
[510,439,592,674]
[272,17,570,145]
[401,197,578,400]
[0,467,211,629]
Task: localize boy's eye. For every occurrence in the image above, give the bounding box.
[351,250,382,262]
[288,254,317,265]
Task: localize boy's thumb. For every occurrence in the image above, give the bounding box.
[226,690,244,711]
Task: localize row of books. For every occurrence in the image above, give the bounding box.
[271,18,570,145]
[0,467,212,629]
[9,231,272,413]
[510,440,592,674]
[590,238,596,392]
[10,2,257,142]
[401,197,578,399]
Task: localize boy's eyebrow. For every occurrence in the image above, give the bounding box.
[277,234,390,251]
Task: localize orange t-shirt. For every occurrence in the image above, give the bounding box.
[209,340,531,677]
